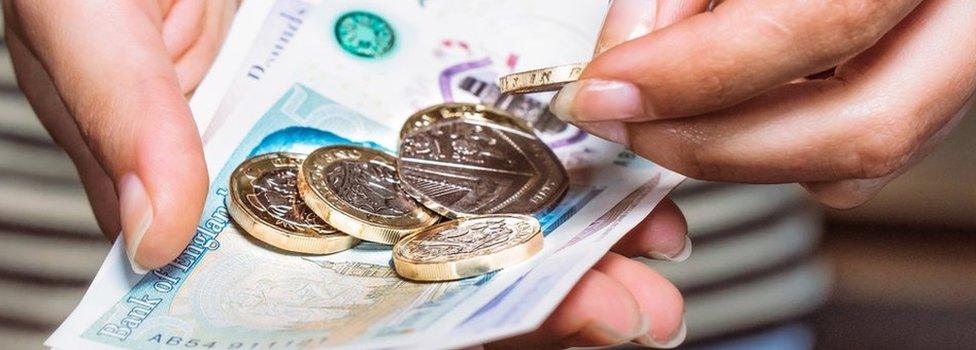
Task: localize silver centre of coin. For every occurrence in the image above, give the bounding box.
[323,159,414,217]
[398,117,568,217]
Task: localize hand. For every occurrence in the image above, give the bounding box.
[551,0,976,208]
[4,0,238,272]
[491,1,714,348]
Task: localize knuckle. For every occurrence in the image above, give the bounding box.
[677,152,710,180]
[847,116,916,179]
[674,141,720,180]
[694,57,738,107]
[74,97,121,156]
[645,122,719,180]
[822,0,892,55]
[751,10,798,44]
[748,0,890,58]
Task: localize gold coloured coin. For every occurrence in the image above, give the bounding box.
[497,62,587,94]
[228,152,360,254]
[298,145,439,244]
[397,103,569,218]
[393,214,543,281]
[398,102,532,140]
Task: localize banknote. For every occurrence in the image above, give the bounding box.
[48,1,685,348]
[48,82,676,349]
[191,0,321,144]
[52,84,606,349]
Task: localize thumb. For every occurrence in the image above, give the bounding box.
[560,0,711,144]
[9,1,208,273]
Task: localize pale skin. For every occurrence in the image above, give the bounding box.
[5,0,974,349]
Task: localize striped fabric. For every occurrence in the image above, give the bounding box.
[0,36,109,350]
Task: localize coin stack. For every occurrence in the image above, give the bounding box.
[228,102,568,282]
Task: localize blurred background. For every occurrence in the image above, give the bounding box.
[0,24,973,350]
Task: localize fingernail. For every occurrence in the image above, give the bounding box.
[584,313,651,345]
[575,121,629,146]
[551,79,644,122]
[118,173,153,274]
[633,319,688,349]
[647,236,693,262]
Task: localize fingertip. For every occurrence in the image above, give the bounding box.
[136,156,208,270]
[802,179,887,209]
[551,79,648,123]
[118,172,153,273]
[131,104,208,270]
[134,175,207,270]
[612,197,689,260]
[531,269,645,348]
[595,254,686,346]
[662,236,693,263]
[634,318,688,349]
[564,314,650,348]
[573,120,631,146]
[657,197,688,235]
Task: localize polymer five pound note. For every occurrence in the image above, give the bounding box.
[48,1,684,349]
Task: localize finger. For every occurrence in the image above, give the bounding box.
[805,91,975,208]
[594,0,710,55]
[9,1,209,273]
[601,0,976,184]
[489,268,646,349]
[160,0,207,60]
[654,0,711,30]
[801,0,976,207]
[552,0,922,123]
[594,0,656,55]
[172,0,238,93]
[611,197,691,261]
[572,0,709,144]
[595,253,686,348]
[4,17,121,237]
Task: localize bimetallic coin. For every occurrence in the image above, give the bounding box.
[298,145,438,244]
[228,152,359,254]
[398,103,531,140]
[498,62,586,94]
[397,103,568,218]
[393,214,543,281]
